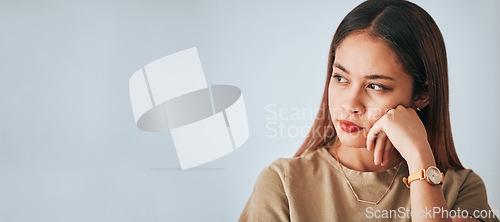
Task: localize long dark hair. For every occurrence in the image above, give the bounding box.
[294,0,463,169]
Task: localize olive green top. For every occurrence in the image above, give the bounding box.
[239,147,498,222]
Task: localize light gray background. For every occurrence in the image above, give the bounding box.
[1,0,499,221]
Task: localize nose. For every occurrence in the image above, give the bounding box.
[342,88,366,115]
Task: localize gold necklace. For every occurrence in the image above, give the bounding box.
[334,149,402,205]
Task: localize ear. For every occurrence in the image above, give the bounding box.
[413,81,430,110]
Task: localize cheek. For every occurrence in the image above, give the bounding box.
[364,98,411,125]
[328,81,341,115]
[365,105,391,123]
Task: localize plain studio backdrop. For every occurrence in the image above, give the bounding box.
[0,0,498,221]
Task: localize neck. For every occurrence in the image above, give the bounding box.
[327,139,403,172]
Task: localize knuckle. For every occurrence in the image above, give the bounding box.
[386,109,394,114]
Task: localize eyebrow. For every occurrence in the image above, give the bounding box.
[333,62,395,81]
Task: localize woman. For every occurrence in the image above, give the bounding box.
[239,0,498,221]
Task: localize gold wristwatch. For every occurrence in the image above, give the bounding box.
[403,166,443,188]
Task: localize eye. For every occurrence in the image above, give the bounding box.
[332,74,348,83]
[367,83,391,91]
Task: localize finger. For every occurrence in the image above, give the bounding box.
[373,131,387,166]
[366,116,384,151]
[381,137,393,166]
[395,104,407,110]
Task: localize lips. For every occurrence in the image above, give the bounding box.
[338,120,364,133]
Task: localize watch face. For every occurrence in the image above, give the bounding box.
[427,167,442,184]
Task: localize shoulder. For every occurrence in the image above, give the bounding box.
[442,167,495,219]
[238,151,324,222]
[246,148,328,205]
[253,148,327,190]
[265,148,327,180]
[443,167,486,192]
[255,158,287,188]
[239,159,292,221]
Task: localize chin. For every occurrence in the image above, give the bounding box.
[336,131,367,148]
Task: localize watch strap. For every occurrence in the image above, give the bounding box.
[403,169,425,188]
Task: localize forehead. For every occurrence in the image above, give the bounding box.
[334,32,408,79]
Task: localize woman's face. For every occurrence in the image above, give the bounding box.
[329,32,415,148]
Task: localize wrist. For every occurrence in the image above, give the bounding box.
[407,147,436,173]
